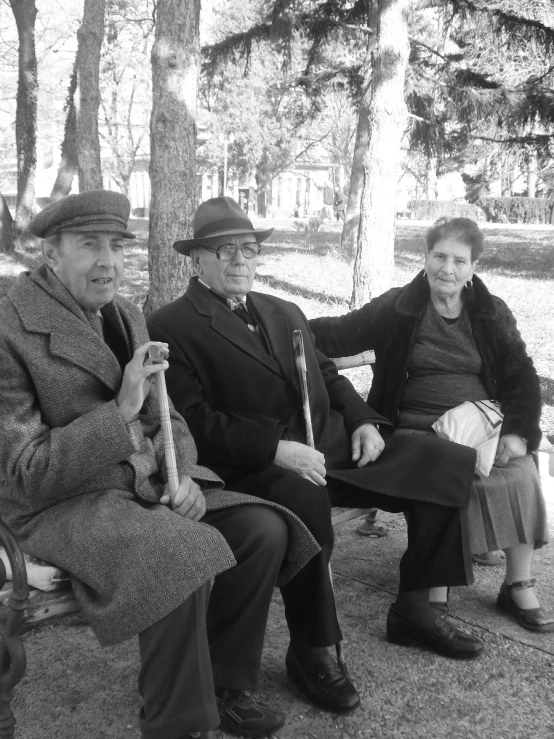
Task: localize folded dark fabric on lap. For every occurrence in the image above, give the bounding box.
[327,432,477,509]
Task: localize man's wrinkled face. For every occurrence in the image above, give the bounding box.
[191,233,260,300]
[43,231,125,317]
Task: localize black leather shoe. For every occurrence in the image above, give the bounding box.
[429,601,449,616]
[387,605,484,659]
[215,689,284,738]
[496,580,554,633]
[285,644,360,712]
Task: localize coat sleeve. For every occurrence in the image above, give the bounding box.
[147,320,285,472]
[309,297,385,358]
[300,308,392,432]
[0,337,139,507]
[489,298,542,450]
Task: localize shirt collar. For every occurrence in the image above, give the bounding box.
[198,278,247,309]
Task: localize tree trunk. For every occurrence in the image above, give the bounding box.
[341,102,369,259]
[144,0,198,315]
[76,0,105,191]
[527,148,537,198]
[9,0,38,234]
[351,0,410,309]
[256,154,271,218]
[0,194,15,253]
[425,156,438,200]
[50,57,78,201]
[341,2,377,260]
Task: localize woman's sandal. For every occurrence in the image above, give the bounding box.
[496,579,554,632]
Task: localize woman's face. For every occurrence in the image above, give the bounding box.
[424,238,477,301]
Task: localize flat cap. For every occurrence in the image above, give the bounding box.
[30,190,135,239]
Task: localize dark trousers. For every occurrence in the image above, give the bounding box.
[234,465,473,650]
[138,504,288,739]
[234,465,342,647]
[326,479,473,590]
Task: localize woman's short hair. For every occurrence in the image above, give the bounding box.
[426,217,484,261]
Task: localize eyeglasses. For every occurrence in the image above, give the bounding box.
[202,242,261,261]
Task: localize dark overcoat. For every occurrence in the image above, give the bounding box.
[309,271,542,451]
[0,266,319,646]
[147,278,476,508]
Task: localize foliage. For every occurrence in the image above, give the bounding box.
[99,0,153,194]
[407,1,554,195]
[474,196,554,224]
[407,199,486,221]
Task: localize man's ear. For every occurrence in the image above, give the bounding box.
[42,239,60,271]
[190,248,202,274]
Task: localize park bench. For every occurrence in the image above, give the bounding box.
[0,350,377,738]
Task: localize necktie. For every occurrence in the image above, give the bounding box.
[232,301,257,329]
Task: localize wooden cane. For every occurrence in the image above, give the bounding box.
[148,345,179,497]
[292,330,315,448]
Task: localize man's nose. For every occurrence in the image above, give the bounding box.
[97,241,116,266]
[231,247,246,264]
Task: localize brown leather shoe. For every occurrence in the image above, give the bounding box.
[285,645,360,712]
[387,605,484,659]
[496,580,554,632]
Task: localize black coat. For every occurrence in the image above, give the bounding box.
[309,271,542,451]
[148,278,477,508]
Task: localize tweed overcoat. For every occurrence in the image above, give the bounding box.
[0,266,319,646]
[309,271,542,451]
[147,278,477,508]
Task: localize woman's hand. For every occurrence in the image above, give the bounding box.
[116,341,169,423]
[495,434,527,466]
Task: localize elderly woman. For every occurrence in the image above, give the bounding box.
[310,217,553,632]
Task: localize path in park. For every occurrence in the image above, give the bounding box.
[14,454,554,739]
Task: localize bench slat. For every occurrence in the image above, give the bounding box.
[331,507,371,525]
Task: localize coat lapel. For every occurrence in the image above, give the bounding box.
[247,292,296,384]
[10,268,123,392]
[186,278,288,379]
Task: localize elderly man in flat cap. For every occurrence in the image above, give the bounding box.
[0,190,320,739]
[148,197,485,704]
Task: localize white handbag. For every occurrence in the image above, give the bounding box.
[432,400,503,477]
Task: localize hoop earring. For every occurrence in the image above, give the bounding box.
[465,279,473,289]
[423,272,428,281]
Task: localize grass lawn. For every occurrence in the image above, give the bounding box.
[1,219,553,439]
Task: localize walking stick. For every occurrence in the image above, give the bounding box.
[148,345,179,497]
[149,347,217,739]
[292,330,315,448]
[292,331,348,674]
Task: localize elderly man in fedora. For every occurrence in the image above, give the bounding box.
[0,190,321,739]
[147,197,485,708]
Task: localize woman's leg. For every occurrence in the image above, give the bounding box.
[504,542,539,609]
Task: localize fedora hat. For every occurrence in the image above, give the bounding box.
[173,197,273,255]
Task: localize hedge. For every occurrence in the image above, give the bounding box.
[474,197,554,225]
[407,200,487,222]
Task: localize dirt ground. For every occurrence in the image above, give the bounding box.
[13,455,554,739]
